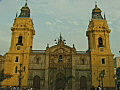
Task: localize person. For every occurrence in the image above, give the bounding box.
[97,85,101,90]
[13,86,16,90]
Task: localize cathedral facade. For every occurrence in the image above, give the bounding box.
[2,2,115,90]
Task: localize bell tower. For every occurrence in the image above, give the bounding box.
[87,3,111,54]
[87,3,115,89]
[2,1,35,87]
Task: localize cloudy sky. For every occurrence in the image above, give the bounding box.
[0,0,120,56]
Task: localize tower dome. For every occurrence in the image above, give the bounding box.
[91,3,103,19]
[92,4,102,13]
[19,1,30,18]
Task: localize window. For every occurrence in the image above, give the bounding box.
[36,58,40,64]
[59,55,63,62]
[15,66,18,73]
[81,59,87,65]
[15,56,19,62]
[17,36,23,46]
[98,37,104,47]
[80,76,87,89]
[81,59,85,65]
[102,58,105,64]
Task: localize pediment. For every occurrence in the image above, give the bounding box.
[46,44,76,54]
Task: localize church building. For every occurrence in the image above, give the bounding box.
[2,1,115,90]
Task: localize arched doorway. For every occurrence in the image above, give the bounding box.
[33,75,40,89]
[80,76,87,90]
[55,73,66,90]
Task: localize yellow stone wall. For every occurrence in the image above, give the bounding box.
[2,17,35,87]
[1,3,115,89]
[87,19,115,88]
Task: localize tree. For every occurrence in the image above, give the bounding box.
[0,69,13,87]
[116,67,120,79]
[0,69,4,82]
[0,69,4,87]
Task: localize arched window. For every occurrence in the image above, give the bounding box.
[17,36,23,46]
[102,58,106,64]
[81,59,85,65]
[15,66,18,73]
[33,75,40,89]
[56,73,65,89]
[80,76,87,89]
[98,37,104,47]
[15,56,19,62]
[36,58,40,64]
[59,55,63,62]
[81,58,87,65]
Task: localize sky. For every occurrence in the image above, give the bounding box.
[0,0,120,56]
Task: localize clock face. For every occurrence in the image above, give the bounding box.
[96,14,99,16]
[93,14,103,19]
[94,14,99,18]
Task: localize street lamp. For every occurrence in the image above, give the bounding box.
[99,70,105,90]
[96,76,101,87]
[18,63,24,90]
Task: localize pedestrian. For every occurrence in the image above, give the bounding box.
[97,85,101,90]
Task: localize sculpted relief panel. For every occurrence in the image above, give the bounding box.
[49,47,72,69]
[51,48,71,54]
[75,55,90,70]
[30,55,45,69]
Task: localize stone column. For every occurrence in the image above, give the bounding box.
[45,53,49,90]
[72,54,76,90]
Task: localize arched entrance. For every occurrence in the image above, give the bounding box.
[55,73,66,90]
[33,75,40,89]
[80,76,87,90]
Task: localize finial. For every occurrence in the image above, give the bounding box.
[119,51,120,53]
[46,43,49,49]
[73,44,75,48]
[95,1,97,8]
[16,12,18,18]
[104,12,106,20]
[25,0,28,6]
[60,33,62,41]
